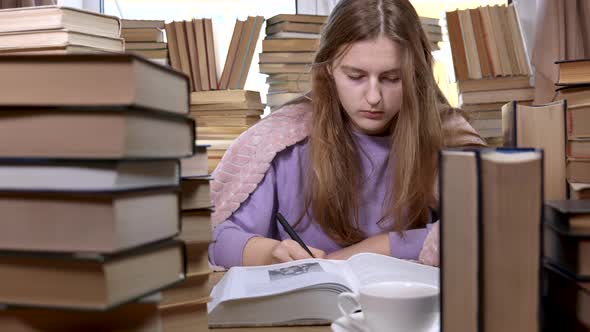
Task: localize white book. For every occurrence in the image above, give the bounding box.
[0,160,179,191]
[0,29,124,52]
[207,253,438,328]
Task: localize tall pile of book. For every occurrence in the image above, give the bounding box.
[192,90,265,172]
[0,6,124,55]
[0,53,194,330]
[543,200,590,330]
[445,4,533,146]
[555,58,590,200]
[122,19,168,65]
[160,145,213,332]
[420,16,443,51]
[260,14,323,111]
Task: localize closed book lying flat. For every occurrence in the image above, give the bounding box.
[0,159,179,191]
[0,240,185,310]
[0,54,190,115]
[545,200,590,234]
[0,298,161,332]
[0,6,121,38]
[0,29,124,52]
[207,253,438,327]
[0,107,194,159]
[0,188,180,253]
[180,176,212,210]
[0,45,109,55]
[180,209,212,245]
[543,263,590,331]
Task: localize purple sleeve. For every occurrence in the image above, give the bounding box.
[388,223,434,260]
[208,164,279,268]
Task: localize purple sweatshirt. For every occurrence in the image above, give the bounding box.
[209,131,433,268]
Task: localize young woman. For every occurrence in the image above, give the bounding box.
[209,0,485,268]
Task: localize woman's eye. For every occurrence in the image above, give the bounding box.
[347,75,364,81]
[383,77,400,82]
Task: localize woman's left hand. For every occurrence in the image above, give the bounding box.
[418,222,439,267]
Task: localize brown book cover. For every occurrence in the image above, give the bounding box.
[161,300,208,330]
[568,104,590,138]
[567,158,590,183]
[160,272,210,308]
[497,6,520,76]
[489,5,512,76]
[0,300,161,332]
[180,176,212,210]
[266,21,323,35]
[567,139,590,159]
[556,58,590,86]
[266,14,327,26]
[0,107,194,159]
[174,21,193,90]
[122,19,165,29]
[180,209,213,245]
[259,51,315,64]
[457,75,530,93]
[181,145,209,178]
[236,16,264,89]
[556,85,590,107]
[446,10,469,81]
[184,20,201,91]
[261,38,320,53]
[259,63,310,74]
[219,19,244,90]
[0,54,190,114]
[193,19,210,91]
[121,28,164,42]
[164,22,182,71]
[0,29,124,52]
[459,87,534,104]
[469,9,492,78]
[0,240,185,310]
[228,17,256,90]
[440,148,543,332]
[478,6,501,77]
[458,10,482,79]
[203,18,218,90]
[190,89,261,105]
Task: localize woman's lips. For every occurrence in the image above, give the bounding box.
[359,111,384,119]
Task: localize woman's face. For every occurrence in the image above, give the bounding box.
[331,35,403,135]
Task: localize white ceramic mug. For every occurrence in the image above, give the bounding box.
[337,281,439,332]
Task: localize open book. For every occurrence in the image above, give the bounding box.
[207,253,438,328]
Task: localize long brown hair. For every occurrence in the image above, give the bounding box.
[296,0,456,245]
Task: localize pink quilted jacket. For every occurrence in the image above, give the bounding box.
[210,101,485,266]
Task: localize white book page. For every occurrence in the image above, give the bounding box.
[347,253,439,289]
[209,258,352,309]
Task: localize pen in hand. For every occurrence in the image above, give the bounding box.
[276,212,316,258]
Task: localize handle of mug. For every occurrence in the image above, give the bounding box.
[337,292,366,331]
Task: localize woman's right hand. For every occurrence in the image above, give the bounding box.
[270,239,326,264]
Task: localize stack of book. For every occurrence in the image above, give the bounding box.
[122,19,168,65]
[543,200,590,331]
[260,14,324,111]
[0,6,124,55]
[166,17,264,93]
[420,16,443,51]
[160,145,213,332]
[192,90,265,172]
[446,4,533,146]
[0,54,194,330]
[555,58,590,200]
